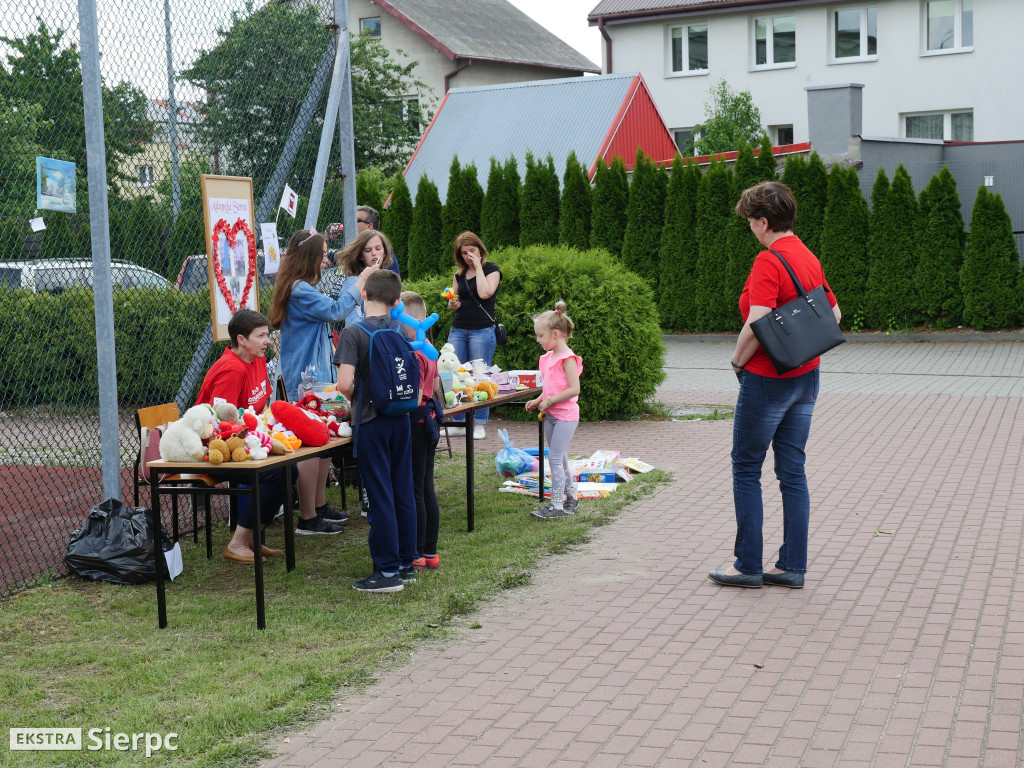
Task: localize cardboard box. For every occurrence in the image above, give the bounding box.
[507,370,542,389]
[575,469,617,484]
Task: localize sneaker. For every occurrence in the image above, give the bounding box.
[352,571,403,592]
[316,504,350,524]
[563,496,579,515]
[274,504,285,520]
[399,566,417,583]
[473,425,486,440]
[421,554,440,569]
[412,557,427,571]
[295,516,344,535]
[530,503,570,520]
[360,487,370,518]
[443,426,466,437]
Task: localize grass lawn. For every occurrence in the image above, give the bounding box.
[0,450,668,767]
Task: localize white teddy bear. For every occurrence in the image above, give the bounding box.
[437,343,462,373]
[159,405,217,462]
[244,433,269,461]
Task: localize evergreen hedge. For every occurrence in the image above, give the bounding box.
[961,187,1020,330]
[382,172,413,268]
[519,153,559,246]
[866,165,918,328]
[724,143,761,331]
[558,151,592,252]
[355,169,384,215]
[914,166,964,327]
[620,150,665,286]
[589,157,628,258]
[819,165,869,328]
[658,155,701,330]
[407,175,443,278]
[694,159,734,332]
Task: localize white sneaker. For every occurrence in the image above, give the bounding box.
[444,427,466,437]
[473,425,486,440]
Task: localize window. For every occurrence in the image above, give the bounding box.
[833,7,877,60]
[669,23,708,74]
[673,128,695,154]
[138,165,154,186]
[924,0,972,52]
[904,109,973,140]
[360,17,381,38]
[771,125,794,145]
[754,15,796,67]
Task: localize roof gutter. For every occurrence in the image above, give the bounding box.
[598,18,612,73]
[589,0,820,25]
[445,58,471,92]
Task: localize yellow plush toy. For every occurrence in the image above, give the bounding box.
[475,381,498,400]
[206,433,250,464]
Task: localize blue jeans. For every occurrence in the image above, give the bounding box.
[357,415,417,573]
[731,368,819,575]
[447,326,496,424]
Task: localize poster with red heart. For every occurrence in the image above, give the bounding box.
[200,175,257,342]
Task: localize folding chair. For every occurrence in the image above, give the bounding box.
[133,403,221,558]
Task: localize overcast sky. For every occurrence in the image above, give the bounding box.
[506,0,603,67]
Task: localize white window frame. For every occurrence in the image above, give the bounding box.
[672,127,697,154]
[666,22,709,77]
[751,14,797,70]
[138,165,154,187]
[829,6,878,63]
[921,0,973,55]
[360,17,381,38]
[770,124,795,146]
[902,109,974,141]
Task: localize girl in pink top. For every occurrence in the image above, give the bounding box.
[525,300,583,520]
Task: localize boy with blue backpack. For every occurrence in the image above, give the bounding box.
[334,270,419,592]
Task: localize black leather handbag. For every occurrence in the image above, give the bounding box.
[750,249,845,374]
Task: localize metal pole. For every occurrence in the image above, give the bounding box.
[304,13,348,231]
[79,0,122,501]
[254,41,336,225]
[336,0,358,244]
[164,0,181,220]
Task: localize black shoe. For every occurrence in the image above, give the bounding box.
[295,516,344,535]
[398,566,417,583]
[762,570,804,588]
[708,569,763,588]
[316,504,350,524]
[353,571,403,592]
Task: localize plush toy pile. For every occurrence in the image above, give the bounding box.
[437,344,503,408]
[157,389,353,463]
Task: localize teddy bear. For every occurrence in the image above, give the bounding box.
[244,432,270,461]
[206,433,249,464]
[437,343,462,373]
[159,405,218,462]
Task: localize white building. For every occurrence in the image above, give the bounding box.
[587,0,1024,152]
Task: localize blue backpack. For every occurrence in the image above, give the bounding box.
[353,318,420,420]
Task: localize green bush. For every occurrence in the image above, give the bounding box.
[724,142,762,331]
[819,166,869,326]
[355,168,384,214]
[620,149,665,286]
[481,156,521,250]
[914,166,964,327]
[407,175,443,278]
[382,171,413,266]
[520,153,559,247]
[590,156,628,258]
[694,158,734,332]
[558,151,592,252]
[658,155,701,330]
[866,165,918,328]
[794,152,827,256]
[961,187,1020,330]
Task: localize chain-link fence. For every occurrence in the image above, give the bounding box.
[0,0,429,597]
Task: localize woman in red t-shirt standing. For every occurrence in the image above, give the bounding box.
[709,182,841,591]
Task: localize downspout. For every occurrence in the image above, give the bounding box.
[445,58,471,92]
[598,18,612,73]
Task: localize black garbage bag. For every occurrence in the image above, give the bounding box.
[65,498,171,585]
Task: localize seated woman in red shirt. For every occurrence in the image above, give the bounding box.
[196,309,305,563]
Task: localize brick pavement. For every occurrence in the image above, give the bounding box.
[265,339,1024,768]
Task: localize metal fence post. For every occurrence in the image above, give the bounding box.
[78,0,122,501]
[164,0,181,220]
[336,0,358,244]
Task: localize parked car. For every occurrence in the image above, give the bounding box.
[174,253,277,293]
[0,259,172,293]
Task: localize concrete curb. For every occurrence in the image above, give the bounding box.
[664,331,1024,343]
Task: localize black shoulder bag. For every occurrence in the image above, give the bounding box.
[464,272,506,345]
[749,249,845,374]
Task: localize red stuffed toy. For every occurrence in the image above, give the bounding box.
[271,400,329,447]
[296,391,329,419]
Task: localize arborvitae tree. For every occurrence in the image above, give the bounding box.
[694,158,734,331]
[462,163,484,235]
[621,149,666,284]
[520,153,560,246]
[756,133,777,180]
[481,156,521,249]
[658,155,702,329]
[819,166,870,328]
[590,156,629,257]
[961,188,1020,330]
[796,152,827,255]
[865,165,918,329]
[864,168,891,329]
[558,151,592,251]
[780,153,804,192]
[725,142,762,330]
[408,175,443,279]
[915,166,964,327]
[381,171,413,266]
[441,157,483,270]
[356,168,384,214]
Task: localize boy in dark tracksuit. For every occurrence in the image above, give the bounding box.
[334,270,417,592]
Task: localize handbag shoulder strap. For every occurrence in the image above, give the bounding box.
[766,249,808,296]
[463,272,497,325]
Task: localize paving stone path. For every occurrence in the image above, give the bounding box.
[266,338,1024,768]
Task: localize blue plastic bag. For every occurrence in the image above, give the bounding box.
[495,428,538,477]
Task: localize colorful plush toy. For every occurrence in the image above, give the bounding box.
[244,433,269,461]
[297,391,329,419]
[271,400,329,447]
[159,405,218,462]
[475,381,499,400]
[436,343,462,373]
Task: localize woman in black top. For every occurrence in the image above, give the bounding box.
[446,231,501,440]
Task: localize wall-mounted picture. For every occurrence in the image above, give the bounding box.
[200,174,257,342]
[36,157,76,213]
